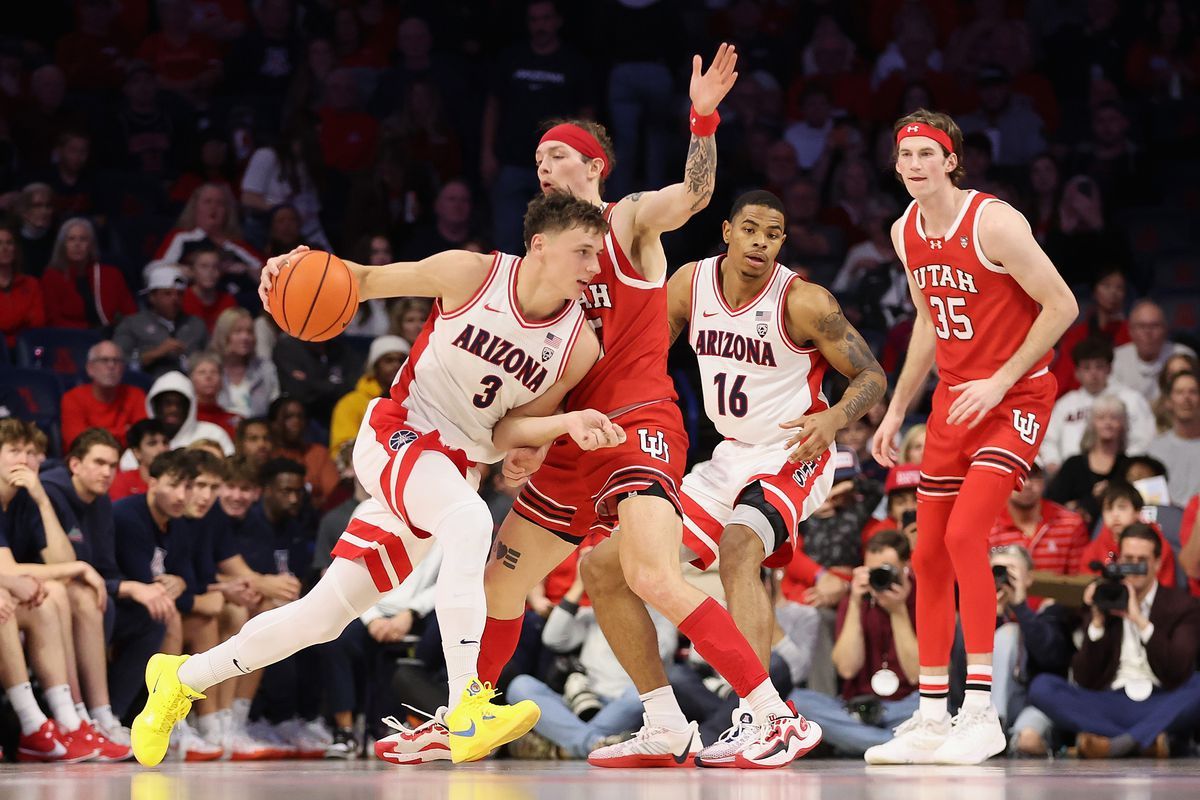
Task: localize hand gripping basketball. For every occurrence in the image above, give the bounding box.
[262,246,361,342]
[259,245,309,312]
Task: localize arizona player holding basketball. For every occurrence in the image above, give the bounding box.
[865,110,1077,765]
[130,193,628,767]
[582,190,886,768]
[377,44,761,767]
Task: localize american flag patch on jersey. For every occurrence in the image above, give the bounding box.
[755,309,772,321]
[544,332,563,347]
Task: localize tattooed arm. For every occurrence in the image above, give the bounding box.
[779,283,887,463]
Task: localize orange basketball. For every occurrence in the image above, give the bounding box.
[268,250,359,342]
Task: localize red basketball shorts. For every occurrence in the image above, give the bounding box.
[919,369,1057,502]
[513,400,689,544]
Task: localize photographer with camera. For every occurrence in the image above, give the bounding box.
[786,530,918,756]
[1029,524,1200,758]
[989,544,1075,757]
[1078,482,1178,588]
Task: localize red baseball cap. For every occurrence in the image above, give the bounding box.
[884,464,921,494]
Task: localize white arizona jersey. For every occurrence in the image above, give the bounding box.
[380,252,586,464]
[688,255,829,445]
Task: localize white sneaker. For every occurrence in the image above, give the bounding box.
[95,719,132,747]
[732,702,822,769]
[301,717,334,746]
[167,720,223,762]
[374,711,451,765]
[695,708,764,768]
[245,720,298,759]
[932,706,1006,765]
[225,728,277,761]
[864,711,951,765]
[587,715,702,768]
[277,718,328,759]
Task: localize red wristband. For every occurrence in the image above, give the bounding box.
[689,105,720,137]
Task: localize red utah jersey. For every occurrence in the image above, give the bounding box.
[899,190,1051,385]
[566,202,678,415]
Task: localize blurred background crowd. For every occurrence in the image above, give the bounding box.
[0,0,1198,765]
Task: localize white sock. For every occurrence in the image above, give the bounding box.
[7,682,49,735]
[639,686,688,730]
[744,678,790,720]
[963,664,994,713]
[918,674,950,722]
[75,702,93,724]
[44,684,83,732]
[90,704,120,732]
[428,502,491,711]
[197,712,221,742]
[232,698,252,731]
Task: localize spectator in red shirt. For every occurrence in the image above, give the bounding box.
[189,353,241,439]
[180,245,237,332]
[1051,266,1130,397]
[40,217,136,329]
[1080,481,1177,587]
[1178,493,1200,597]
[109,418,169,500]
[318,68,380,174]
[135,0,222,107]
[60,340,147,449]
[861,463,921,549]
[990,463,1090,574]
[153,183,263,298]
[0,223,46,347]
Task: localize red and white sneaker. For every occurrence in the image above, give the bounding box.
[68,721,131,762]
[587,716,702,768]
[375,711,452,765]
[695,708,765,768]
[19,720,97,763]
[732,702,822,769]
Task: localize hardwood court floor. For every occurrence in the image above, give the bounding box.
[2,758,1198,800]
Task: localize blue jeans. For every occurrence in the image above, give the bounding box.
[606,62,676,199]
[490,165,540,254]
[788,689,920,756]
[1029,672,1200,748]
[507,675,643,758]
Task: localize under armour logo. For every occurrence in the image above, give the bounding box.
[929,239,943,250]
[1012,409,1040,445]
[388,429,419,451]
[906,125,920,133]
[638,429,670,463]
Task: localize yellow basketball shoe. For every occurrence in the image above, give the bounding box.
[131,654,206,767]
[443,678,540,764]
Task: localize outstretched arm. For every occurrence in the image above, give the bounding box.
[625,44,738,236]
[946,203,1078,428]
[781,284,887,463]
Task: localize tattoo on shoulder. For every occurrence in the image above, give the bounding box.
[625,191,645,203]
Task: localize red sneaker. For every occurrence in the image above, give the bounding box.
[69,721,133,762]
[19,720,97,763]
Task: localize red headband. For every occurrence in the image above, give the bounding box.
[539,124,611,178]
[895,122,955,154]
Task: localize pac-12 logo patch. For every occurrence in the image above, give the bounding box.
[388,429,419,451]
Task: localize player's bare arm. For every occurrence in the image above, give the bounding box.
[781,283,887,463]
[665,261,698,345]
[608,44,737,284]
[492,330,625,453]
[873,219,938,467]
[945,203,1078,428]
[259,246,493,313]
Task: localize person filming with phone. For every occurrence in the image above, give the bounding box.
[1027,524,1200,758]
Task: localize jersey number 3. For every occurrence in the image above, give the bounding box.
[473,375,502,408]
[929,296,974,340]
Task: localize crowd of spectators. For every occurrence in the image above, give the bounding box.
[0,0,1199,764]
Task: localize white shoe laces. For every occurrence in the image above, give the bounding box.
[950,708,993,734]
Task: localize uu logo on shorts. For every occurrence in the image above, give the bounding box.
[388,429,419,451]
[1012,409,1040,446]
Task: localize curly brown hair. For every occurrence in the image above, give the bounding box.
[522,191,610,250]
[541,118,616,191]
[892,108,966,187]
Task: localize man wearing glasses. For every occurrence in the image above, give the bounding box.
[60,341,148,449]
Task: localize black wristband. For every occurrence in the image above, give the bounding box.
[558,599,581,616]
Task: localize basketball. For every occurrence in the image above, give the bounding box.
[267,250,359,342]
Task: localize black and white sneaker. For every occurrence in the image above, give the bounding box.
[324,728,360,760]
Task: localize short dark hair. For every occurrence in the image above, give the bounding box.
[235,417,271,442]
[67,428,121,463]
[1165,370,1199,395]
[267,396,304,423]
[1071,335,1115,366]
[1119,522,1161,558]
[1124,455,1168,480]
[1091,264,1125,288]
[184,449,228,481]
[866,529,912,562]
[127,418,167,450]
[260,457,306,486]
[522,191,609,250]
[1102,480,1144,512]
[223,454,261,487]
[729,190,786,224]
[148,449,199,482]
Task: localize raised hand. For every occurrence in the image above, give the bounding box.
[690,43,739,116]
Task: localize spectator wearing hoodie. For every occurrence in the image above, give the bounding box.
[328,335,409,453]
[60,340,147,449]
[113,264,208,378]
[119,371,234,471]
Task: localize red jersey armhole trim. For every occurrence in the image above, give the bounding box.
[776,273,816,354]
[441,251,504,319]
[603,202,660,288]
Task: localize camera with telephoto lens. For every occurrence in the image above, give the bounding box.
[992,564,1012,591]
[1090,560,1148,612]
[868,563,902,592]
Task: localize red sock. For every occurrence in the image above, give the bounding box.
[477,615,523,685]
[678,598,768,698]
[946,469,1017,654]
[912,498,957,665]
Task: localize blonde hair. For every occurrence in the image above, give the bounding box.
[175,182,244,240]
[210,307,254,360]
[1081,394,1128,453]
[899,423,927,463]
[47,217,98,271]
